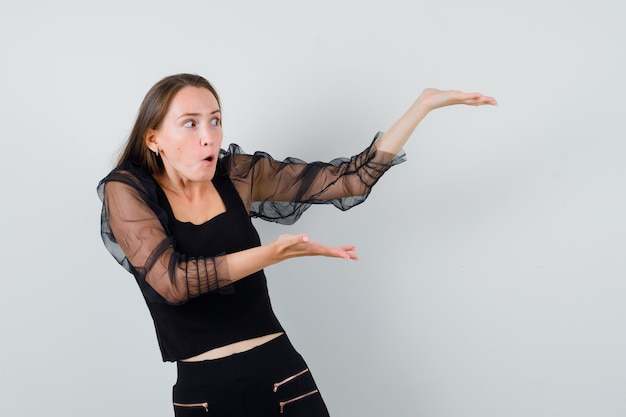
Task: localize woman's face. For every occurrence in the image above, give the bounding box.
[146,86,223,183]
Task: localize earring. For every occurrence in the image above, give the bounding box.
[155,149,159,157]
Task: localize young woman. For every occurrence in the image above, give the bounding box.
[98,73,496,416]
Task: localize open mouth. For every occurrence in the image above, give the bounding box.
[204,155,214,162]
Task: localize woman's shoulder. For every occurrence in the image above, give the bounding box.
[97,161,157,201]
[217,143,255,177]
[102,161,153,183]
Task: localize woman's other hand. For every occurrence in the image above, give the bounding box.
[273,234,359,261]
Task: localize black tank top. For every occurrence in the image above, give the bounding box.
[146,173,283,362]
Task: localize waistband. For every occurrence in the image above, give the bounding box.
[176,334,303,386]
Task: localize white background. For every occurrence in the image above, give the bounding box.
[1,1,625,416]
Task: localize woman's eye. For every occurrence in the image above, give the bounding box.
[210,117,221,126]
[183,120,196,128]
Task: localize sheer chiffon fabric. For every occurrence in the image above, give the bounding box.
[98,133,405,305]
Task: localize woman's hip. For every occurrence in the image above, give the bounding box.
[173,334,330,416]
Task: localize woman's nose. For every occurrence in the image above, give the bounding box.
[200,128,213,146]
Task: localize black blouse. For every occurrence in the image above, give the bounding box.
[97,133,405,361]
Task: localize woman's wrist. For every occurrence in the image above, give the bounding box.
[412,92,435,117]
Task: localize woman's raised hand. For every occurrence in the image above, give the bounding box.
[417,88,498,113]
[375,87,497,155]
[272,234,359,261]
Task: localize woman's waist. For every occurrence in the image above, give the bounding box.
[175,333,304,388]
[179,332,285,362]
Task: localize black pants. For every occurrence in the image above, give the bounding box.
[173,334,330,416]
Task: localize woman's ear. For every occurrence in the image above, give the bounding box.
[145,129,158,153]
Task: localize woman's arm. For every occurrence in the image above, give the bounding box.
[222,89,496,225]
[375,89,498,155]
[226,135,406,226]
[102,180,356,305]
[227,233,357,279]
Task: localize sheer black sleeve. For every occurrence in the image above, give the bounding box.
[97,164,231,305]
[221,132,406,224]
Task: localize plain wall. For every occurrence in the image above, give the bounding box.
[1,1,625,416]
